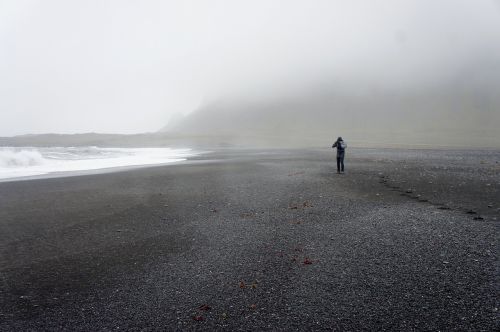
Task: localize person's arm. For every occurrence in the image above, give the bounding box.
[332,142,337,148]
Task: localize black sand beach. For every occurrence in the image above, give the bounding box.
[0,148,498,331]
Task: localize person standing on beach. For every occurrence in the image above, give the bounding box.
[332,137,346,173]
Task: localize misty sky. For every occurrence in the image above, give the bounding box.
[1,0,500,136]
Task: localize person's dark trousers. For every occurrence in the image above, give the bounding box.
[337,151,345,172]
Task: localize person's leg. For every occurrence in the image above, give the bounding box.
[340,154,345,172]
[336,156,341,173]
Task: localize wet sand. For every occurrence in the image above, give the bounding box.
[0,148,498,331]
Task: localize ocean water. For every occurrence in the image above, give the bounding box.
[0,146,194,181]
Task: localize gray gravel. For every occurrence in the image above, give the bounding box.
[0,148,498,331]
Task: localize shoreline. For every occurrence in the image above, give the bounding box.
[4,144,498,182]
[0,158,190,183]
[0,148,210,183]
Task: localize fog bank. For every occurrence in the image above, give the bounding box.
[1,0,499,147]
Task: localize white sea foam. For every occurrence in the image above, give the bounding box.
[0,147,194,181]
[0,149,46,167]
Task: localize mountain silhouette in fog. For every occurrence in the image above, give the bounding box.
[162,74,500,148]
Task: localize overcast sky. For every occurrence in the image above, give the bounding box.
[1,0,499,136]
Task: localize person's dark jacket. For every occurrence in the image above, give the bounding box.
[332,139,346,157]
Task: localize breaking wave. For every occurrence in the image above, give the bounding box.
[0,149,46,167]
[0,147,194,180]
